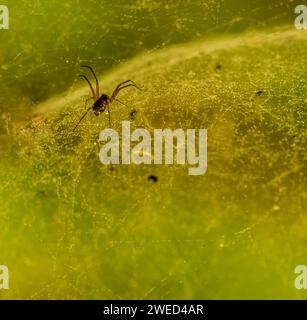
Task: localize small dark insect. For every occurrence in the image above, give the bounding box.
[256,90,264,96]
[73,65,141,131]
[148,175,158,183]
[216,63,222,71]
[129,109,137,121]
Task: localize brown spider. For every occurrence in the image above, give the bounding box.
[73,65,140,131]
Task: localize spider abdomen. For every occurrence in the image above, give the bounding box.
[93,94,109,115]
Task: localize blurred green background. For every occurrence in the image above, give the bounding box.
[0,0,306,300]
[0,0,298,118]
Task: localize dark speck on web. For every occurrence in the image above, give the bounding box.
[216,63,222,71]
[256,90,264,96]
[148,175,158,183]
[130,109,137,120]
[37,190,47,198]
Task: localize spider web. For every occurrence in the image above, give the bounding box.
[0,0,306,300]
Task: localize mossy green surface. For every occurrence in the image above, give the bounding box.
[0,28,306,299]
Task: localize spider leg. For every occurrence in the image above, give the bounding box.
[73,106,92,132]
[81,65,100,98]
[110,83,141,102]
[114,98,131,109]
[111,80,141,96]
[119,80,141,91]
[79,75,96,100]
[116,80,137,87]
[107,103,111,127]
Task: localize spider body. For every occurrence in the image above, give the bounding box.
[73,65,140,131]
[93,94,109,116]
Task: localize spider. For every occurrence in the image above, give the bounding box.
[73,65,141,131]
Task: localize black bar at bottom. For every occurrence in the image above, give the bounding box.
[0,300,306,319]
